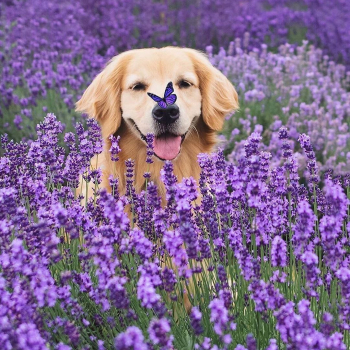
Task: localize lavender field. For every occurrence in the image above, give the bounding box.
[1,1,350,349]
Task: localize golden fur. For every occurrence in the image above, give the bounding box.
[75,47,238,201]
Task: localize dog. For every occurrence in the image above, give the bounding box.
[75,47,239,314]
[75,46,238,202]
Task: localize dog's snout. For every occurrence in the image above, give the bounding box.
[152,104,179,125]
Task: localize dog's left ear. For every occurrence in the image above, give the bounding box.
[75,52,130,139]
[184,48,239,131]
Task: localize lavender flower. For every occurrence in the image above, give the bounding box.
[114,326,148,350]
[145,133,154,164]
[265,339,278,350]
[246,334,257,350]
[137,262,162,310]
[163,229,189,277]
[161,267,177,293]
[148,318,173,349]
[208,295,234,345]
[16,323,48,350]
[298,134,319,184]
[244,132,262,158]
[130,228,153,262]
[175,195,198,259]
[190,307,203,335]
[335,267,350,330]
[109,134,121,162]
[275,300,327,349]
[300,250,322,298]
[292,200,316,258]
[271,236,288,267]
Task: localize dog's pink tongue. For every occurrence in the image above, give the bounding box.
[154,134,182,160]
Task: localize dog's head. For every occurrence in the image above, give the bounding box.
[76,47,238,161]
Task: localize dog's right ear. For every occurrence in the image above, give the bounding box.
[75,52,130,139]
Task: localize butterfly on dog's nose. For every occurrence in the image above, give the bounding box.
[147,82,177,109]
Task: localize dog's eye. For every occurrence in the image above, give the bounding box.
[131,83,146,91]
[179,80,192,88]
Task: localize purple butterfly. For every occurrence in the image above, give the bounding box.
[147,82,177,109]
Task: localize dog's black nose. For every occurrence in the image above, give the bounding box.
[152,104,179,125]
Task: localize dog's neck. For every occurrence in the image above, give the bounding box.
[100,117,218,201]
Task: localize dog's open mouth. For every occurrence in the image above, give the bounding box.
[130,120,186,161]
[153,132,185,161]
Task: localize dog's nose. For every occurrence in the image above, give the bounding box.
[152,104,179,125]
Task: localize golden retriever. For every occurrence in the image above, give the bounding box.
[75,46,238,202]
[75,47,239,314]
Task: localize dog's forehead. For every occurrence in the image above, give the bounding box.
[124,49,197,86]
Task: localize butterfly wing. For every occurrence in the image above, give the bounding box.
[157,100,167,108]
[148,85,176,108]
[164,82,174,98]
[148,92,168,108]
[165,94,177,105]
[147,92,163,103]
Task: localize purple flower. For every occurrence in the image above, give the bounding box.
[163,229,189,277]
[208,297,231,341]
[190,307,203,335]
[56,343,72,350]
[265,339,278,350]
[235,345,248,350]
[114,326,148,350]
[244,132,262,158]
[248,280,285,312]
[195,337,213,350]
[145,133,154,164]
[234,247,258,281]
[16,323,48,350]
[52,202,68,228]
[335,267,350,329]
[160,161,178,215]
[109,134,121,162]
[198,237,211,260]
[130,228,153,262]
[13,114,23,130]
[275,300,326,349]
[148,318,173,349]
[125,159,137,205]
[271,236,288,267]
[320,312,334,337]
[161,267,177,293]
[326,332,347,350]
[105,276,129,310]
[97,340,105,350]
[175,195,198,259]
[298,134,319,184]
[323,179,349,219]
[300,250,322,298]
[246,334,257,350]
[137,262,162,310]
[292,200,316,258]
